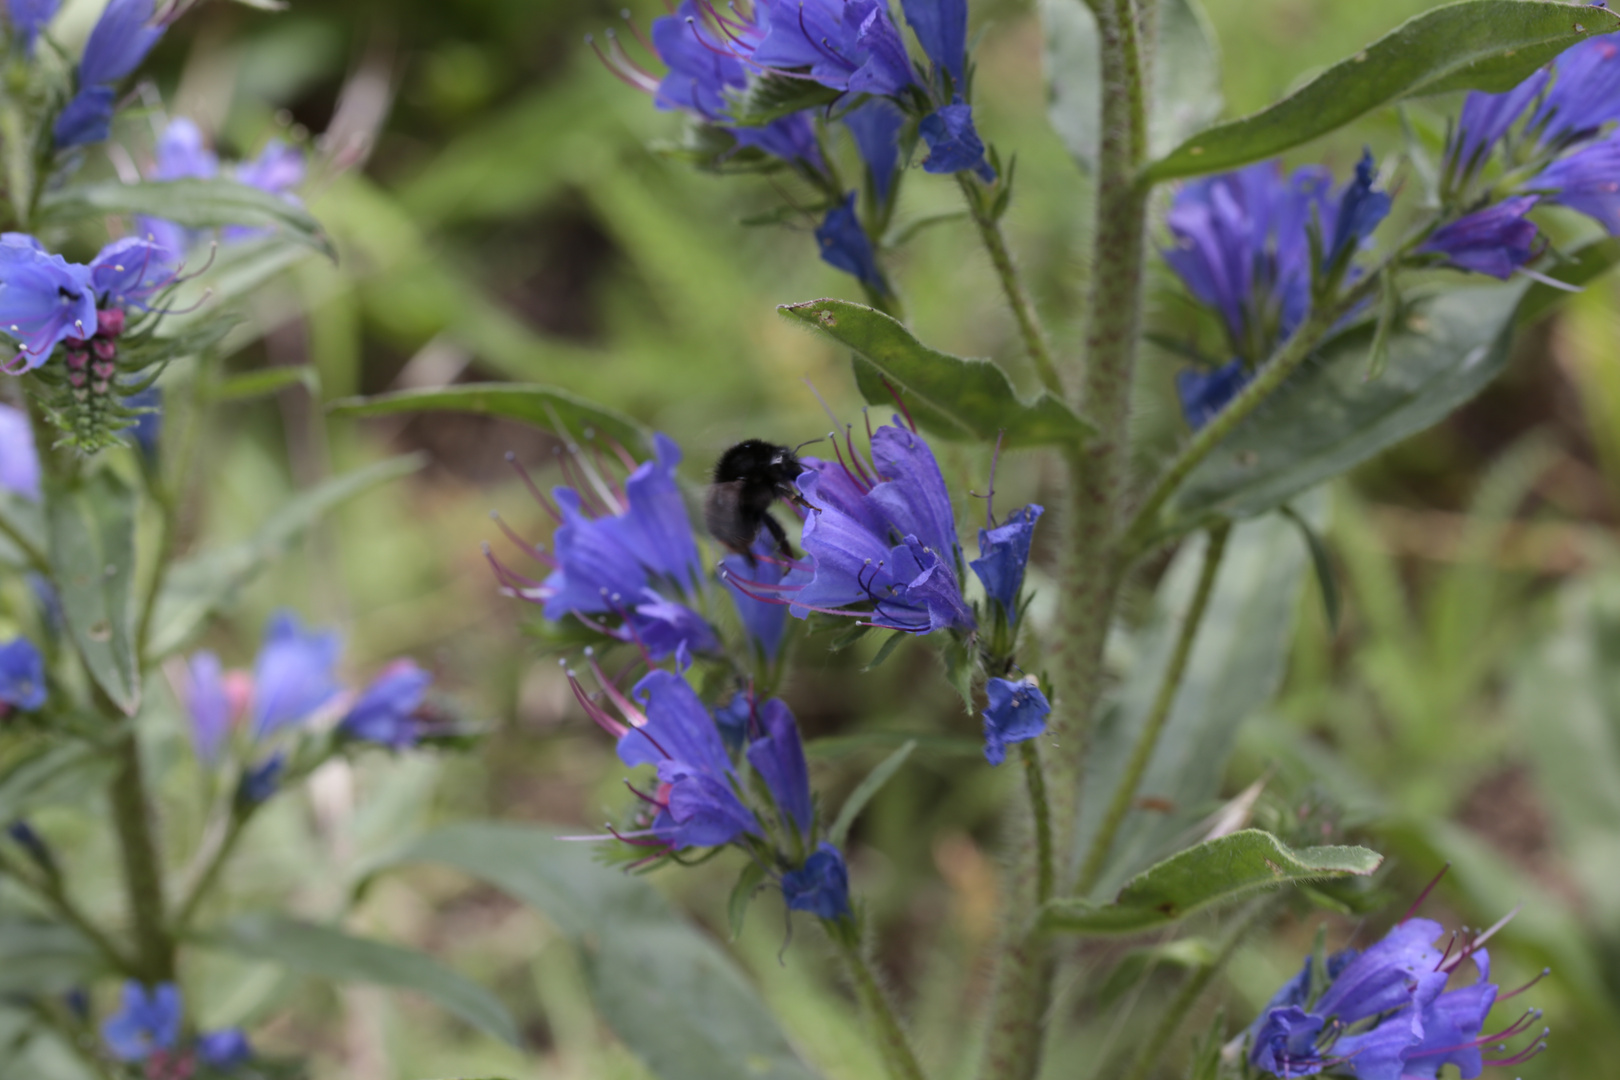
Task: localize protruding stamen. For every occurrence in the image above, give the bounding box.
[587,652,649,729]
[1401,863,1450,924]
[567,668,630,739]
[1498,968,1551,1000]
[881,377,918,434]
[505,451,563,522]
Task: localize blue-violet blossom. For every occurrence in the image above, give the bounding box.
[0,636,45,711]
[816,193,888,293]
[251,610,342,737]
[1176,358,1250,431]
[7,0,58,53]
[339,659,434,748]
[53,0,165,147]
[1417,195,1541,279]
[981,676,1049,765]
[102,981,181,1062]
[970,503,1043,621]
[0,401,40,500]
[781,842,852,919]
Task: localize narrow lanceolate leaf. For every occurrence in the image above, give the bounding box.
[209,365,320,403]
[828,739,916,847]
[208,914,520,1046]
[0,489,45,566]
[40,179,333,256]
[1042,0,1222,169]
[1145,1,1620,181]
[368,823,820,1080]
[147,456,424,660]
[49,471,140,714]
[779,298,1093,448]
[329,383,652,455]
[1042,829,1382,935]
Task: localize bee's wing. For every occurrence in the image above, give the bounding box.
[703,480,757,553]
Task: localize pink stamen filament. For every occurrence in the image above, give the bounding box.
[1442,903,1521,972]
[490,511,556,567]
[601,593,656,666]
[567,671,629,739]
[607,824,671,850]
[1401,863,1451,924]
[1498,968,1551,1000]
[844,424,875,486]
[589,34,662,93]
[624,779,668,809]
[828,433,872,494]
[556,449,613,517]
[588,652,649,728]
[881,377,918,433]
[505,451,563,523]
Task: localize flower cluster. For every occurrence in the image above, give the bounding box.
[1249,889,1545,1079]
[139,116,308,255]
[178,610,440,806]
[53,0,168,148]
[595,0,997,295]
[101,980,254,1074]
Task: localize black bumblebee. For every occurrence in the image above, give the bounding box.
[705,439,811,564]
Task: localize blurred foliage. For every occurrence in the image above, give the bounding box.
[9,0,1605,1076]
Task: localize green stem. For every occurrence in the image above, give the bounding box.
[833,927,928,1080]
[1074,521,1229,896]
[956,174,1062,396]
[1122,271,1385,556]
[978,1,1150,1075]
[173,812,248,936]
[0,846,137,976]
[1019,741,1054,904]
[108,728,173,983]
[1121,895,1282,1080]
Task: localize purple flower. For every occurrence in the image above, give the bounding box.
[224,140,308,243]
[723,536,789,660]
[0,234,95,369]
[816,192,887,293]
[1530,35,1620,146]
[1417,195,1540,278]
[339,659,433,748]
[781,842,851,919]
[88,237,176,309]
[7,0,60,53]
[1321,149,1391,271]
[1448,71,1549,180]
[753,0,916,97]
[78,0,162,85]
[919,101,995,181]
[618,670,759,848]
[0,636,44,711]
[746,697,812,835]
[1163,163,1327,361]
[151,117,218,181]
[981,676,1049,765]
[712,690,753,750]
[845,99,905,203]
[52,85,116,148]
[101,981,181,1062]
[901,0,967,84]
[969,504,1042,620]
[239,752,284,805]
[251,610,342,738]
[0,402,40,500]
[197,1028,253,1069]
[1175,358,1249,430]
[184,650,231,764]
[1534,132,1620,234]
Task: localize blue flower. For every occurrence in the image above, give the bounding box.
[1448,71,1549,180]
[88,237,176,309]
[239,752,285,806]
[981,676,1048,765]
[746,697,812,835]
[1163,163,1327,361]
[901,0,968,84]
[340,660,433,748]
[1417,195,1540,279]
[785,421,975,635]
[101,981,181,1062]
[0,636,45,711]
[723,535,789,660]
[781,842,851,919]
[919,101,995,181]
[197,1028,253,1069]
[123,385,162,458]
[1535,132,1620,234]
[52,85,116,148]
[753,0,915,96]
[152,117,219,181]
[619,670,759,848]
[0,233,95,369]
[712,690,753,750]
[970,504,1042,620]
[0,402,40,500]
[845,99,905,204]
[184,650,231,764]
[53,0,164,148]
[1530,34,1620,146]
[1175,357,1249,430]
[224,140,308,243]
[816,192,887,293]
[251,611,342,738]
[7,0,60,53]
[1321,149,1391,272]
[648,0,819,164]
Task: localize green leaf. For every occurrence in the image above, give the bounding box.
[779,298,1092,448]
[329,383,652,455]
[729,75,842,126]
[1520,236,1620,325]
[1144,1,1620,181]
[828,739,916,847]
[1042,829,1382,935]
[0,489,45,567]
[39,179,334,258]
[1077,507,1315,893]
[804,731,983,760]
[207,913,520,1046]
[1096,937,1215,1008]
[0,920,103,995]
[210,365,320,403]
[726,860,769,941]
[1279,505,1340,631]
[861,629,909,672]
[0,742,118,824]
[1041,0,1222,169]
[147,456,423,659]
[49,471,140,715]
[367,823,819,1080]
[159,238,313,341]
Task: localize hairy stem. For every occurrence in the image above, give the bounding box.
[1123,272,1385,555]
[1074,521,1229,895]
[1020,741,1055,903]
[978,0,1150,1075]
[957,174,1062,396]
[108,728,173,983]
[834,928,928,1080]
[1122,895,1282,1080]
[173,812,248,935]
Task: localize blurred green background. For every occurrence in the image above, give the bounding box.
[35,0,1620,1076]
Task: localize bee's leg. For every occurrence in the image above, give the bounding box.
[762,513,796,561]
